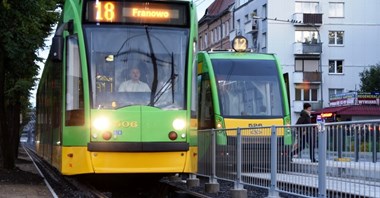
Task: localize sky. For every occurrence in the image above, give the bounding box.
[196,0,214,20]
[30,0,214,106]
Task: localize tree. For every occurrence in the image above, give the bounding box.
[0,0,59,169]
[359,63,380,92]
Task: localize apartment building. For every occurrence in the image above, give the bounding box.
[199,0,380,123]
[198,0,234,50]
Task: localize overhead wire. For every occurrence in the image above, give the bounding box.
[195,0,210,7]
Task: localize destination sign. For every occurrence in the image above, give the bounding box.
[85,1,188,25]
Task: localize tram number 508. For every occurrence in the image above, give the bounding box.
[95,2,116,21]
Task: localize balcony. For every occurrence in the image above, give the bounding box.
[293,13,323,26]
[293,71,322,83]
[294,42,322,55]
[244,20,258,34]
[304,71,321,82]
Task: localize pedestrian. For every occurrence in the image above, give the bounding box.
[291,103,318,163]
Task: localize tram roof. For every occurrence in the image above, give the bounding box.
[200,50,278,60]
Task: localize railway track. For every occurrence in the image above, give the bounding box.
[22,144,211,198]
[21,143,378,198]
[23,144,109,197]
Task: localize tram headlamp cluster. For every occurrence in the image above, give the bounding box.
[172,118,186,131]
[93,117,110,131]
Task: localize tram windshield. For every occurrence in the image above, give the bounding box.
[213,59,284,117]
[84,26,188,110]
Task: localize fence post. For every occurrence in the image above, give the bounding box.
[231,128,248,198]
[235,127,243,189]
[205,129,220,194]
[372,125,377,163]
[355,129,359,162]
[211,129,217,183]
[338,126,343,159]
[267,125,279,198]
[318,122,327,198]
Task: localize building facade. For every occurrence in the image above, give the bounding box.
[199,0,380,123]
[198,0,234,50]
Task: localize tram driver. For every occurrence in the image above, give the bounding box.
[118,66,151,92]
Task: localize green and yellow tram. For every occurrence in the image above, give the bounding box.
[197,36,291,167]
[36,0,198,175]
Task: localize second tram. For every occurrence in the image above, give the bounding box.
[197,36,291,167]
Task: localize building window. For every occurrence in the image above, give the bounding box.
[328,31,344,45]
[295,31,319,44]
[226,22,229,35]
[222,23,225,38]
[262,32,266,48]
[217,27,220,41]
[329,2,344,17]
[229,19,233,33]
[199,36,202,49]
[214,29,217,43]
[218,26,221,40]
[211,29,214,43]
[329,60,343,74]
[295,59,319,72]
[262,4,267,18]
[328,88,344,99]
[295,85,318,101]
[216,27,219,42]
[216,26,220,41]
[252,10,257,18]
[204,33,208,48]
[212,30,214,43]
[295,1,319,13]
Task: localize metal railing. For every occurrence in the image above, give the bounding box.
[197,119,380,198]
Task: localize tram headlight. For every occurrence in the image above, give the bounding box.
[93,117,110,131]
[172,119,186,131]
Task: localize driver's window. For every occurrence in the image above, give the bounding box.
[117,60,151,93]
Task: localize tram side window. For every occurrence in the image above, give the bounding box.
[66,35,84,126]
[191,62,198,118]
[198,74,215,130]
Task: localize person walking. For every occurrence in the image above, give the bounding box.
[291,103,318,163]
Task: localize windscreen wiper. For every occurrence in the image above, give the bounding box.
[145,27,159,106]
[152,53,177,105]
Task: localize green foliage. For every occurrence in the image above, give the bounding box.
[359,63,380,92]
[0,0,59,105]
[0,0,60,169]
